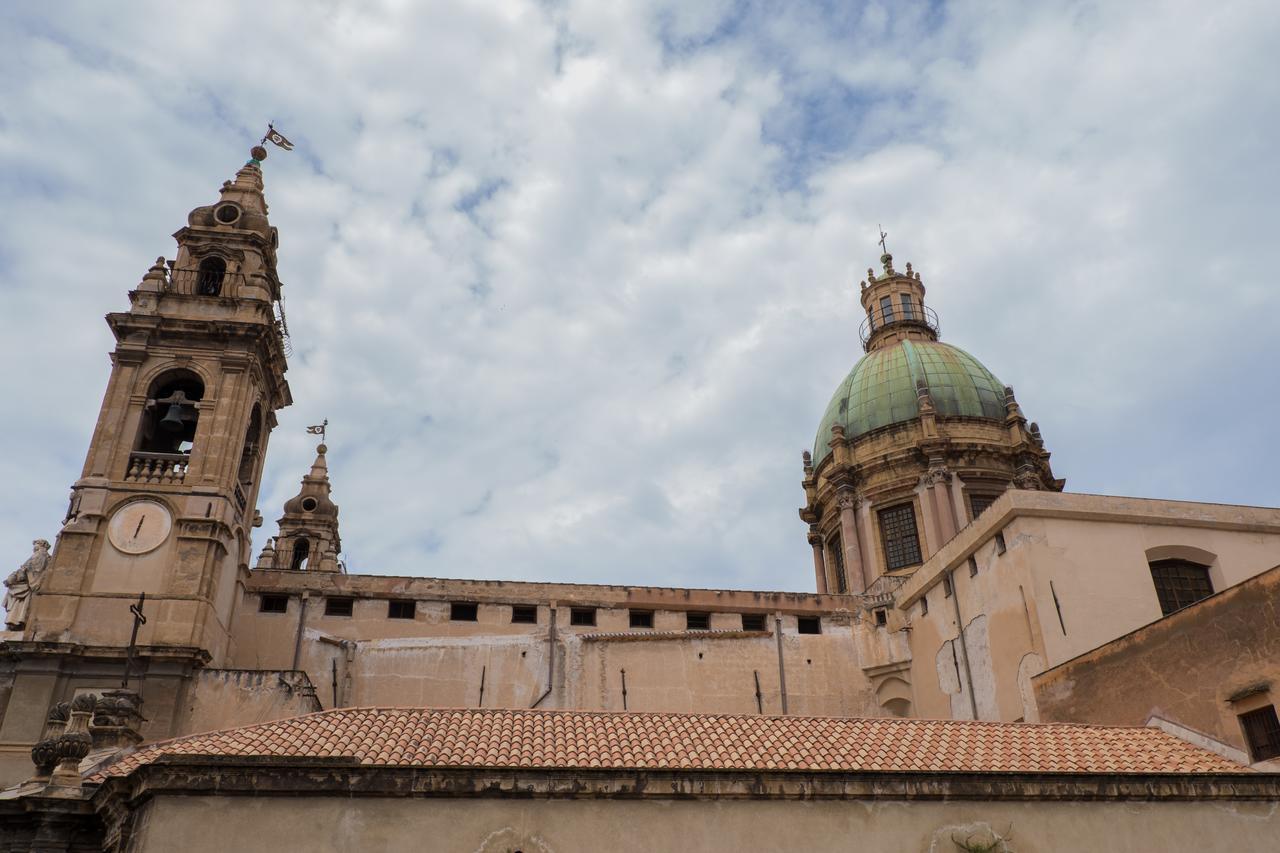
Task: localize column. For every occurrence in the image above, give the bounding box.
[808,526,828,594]
[836,489,866,595]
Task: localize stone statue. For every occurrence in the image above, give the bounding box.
[4,539,51,630]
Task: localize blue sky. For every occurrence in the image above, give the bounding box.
[1,0,1278,591]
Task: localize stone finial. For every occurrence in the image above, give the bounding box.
[255,537,277,570]
[915,378,935,412]
[138,256,170,293]
[1028,422,1044,446]
[867,267,875,282]
[49,694,96,788]
[29,738,58,783]
[880,252,894,274]
[1003,385,1017,404]
[802,450,813,476]
[905,262,913,275]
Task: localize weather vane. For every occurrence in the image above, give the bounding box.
[878,225,890,254]
[306,419,328,443]
[249,122,296,165]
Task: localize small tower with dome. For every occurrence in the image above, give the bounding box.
[799,248,1062,595]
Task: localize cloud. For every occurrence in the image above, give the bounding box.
[1,0,1277,591]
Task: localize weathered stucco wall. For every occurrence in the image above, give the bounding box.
[903,493,1280,723]
[1034,565,1280,761]
[181,669,322,734]
[131,794,1280,853]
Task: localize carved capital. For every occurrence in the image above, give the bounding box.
[835,489,860,512]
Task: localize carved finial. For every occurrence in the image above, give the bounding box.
[881,252,894,274]
[1004,385,1017,403]
[905,262,913,275]
[867,267,875,282]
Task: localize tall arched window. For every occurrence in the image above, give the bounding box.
[196,256,226,296]
[238,404,263,488]
[290,537,311,571]
[138,371,204,455]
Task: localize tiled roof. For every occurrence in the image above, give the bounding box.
[96,708,1247,780]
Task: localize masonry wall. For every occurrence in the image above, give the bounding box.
[1034,565,1280,763]
[130,794,1280,853]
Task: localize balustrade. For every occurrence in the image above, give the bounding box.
[125,452,189,484]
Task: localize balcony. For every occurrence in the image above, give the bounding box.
[859,303,940,349]
[162,267,249,298]
[125,452,189,484]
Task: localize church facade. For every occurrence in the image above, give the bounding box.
[3,151,1280,850]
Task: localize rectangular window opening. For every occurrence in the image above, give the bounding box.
[569,607,596,626]
[629,609,654,629]
[1240,705,1280,762]
[450,602,479,622]
[259,594,288,614]
[324,597,354,618]
[797,616,821,635]
[878,503,923,570]
[511,605,538,624]
[879,295,895,324]
[741,613,767,632]
[874,608,887,627]
[686,611,710,631]
[1149,559,1214,617]
[387,599,415,620]
[942,575,953,598]
[968,556,979,577]
[899,293,916,320]
[920,593,929,617]
[994,531,1007,555]
[969,493,997,520]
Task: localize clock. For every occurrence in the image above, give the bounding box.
[108,500,173,555]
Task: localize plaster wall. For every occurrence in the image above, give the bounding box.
[130,794,1280,853]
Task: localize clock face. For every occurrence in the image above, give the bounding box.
[108,500,173,555]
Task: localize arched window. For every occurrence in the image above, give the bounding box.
[238,404,263,487]
[1149,558,1213,616]
[290,537,311,571]
[138,371,204,455]
[196,257,226,296]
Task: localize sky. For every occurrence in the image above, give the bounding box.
[1,1,1278,592]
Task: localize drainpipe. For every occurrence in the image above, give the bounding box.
[774,614,788,714]
[948,569,979,720]
[290,592,309,671]
[531,605,557,708]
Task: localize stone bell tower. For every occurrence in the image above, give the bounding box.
[23,147,292,664]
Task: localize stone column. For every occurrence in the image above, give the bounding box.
[930,470,957,545]
[836,490,866,595]
[857,500,882,580]
[949,473,969,530]
[914,479,939,558]
[808,527,828,594]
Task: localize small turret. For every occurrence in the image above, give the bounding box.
[257,443,343,573]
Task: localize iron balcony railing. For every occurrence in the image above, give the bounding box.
[163,267,250,298]
[858,302,940,349]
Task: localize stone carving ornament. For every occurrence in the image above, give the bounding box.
[3,539,51,630]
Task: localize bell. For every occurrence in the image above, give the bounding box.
[159,404,186,432]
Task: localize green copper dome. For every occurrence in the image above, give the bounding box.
[813,340,1006,463]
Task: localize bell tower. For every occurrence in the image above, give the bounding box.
[26,147,292,664]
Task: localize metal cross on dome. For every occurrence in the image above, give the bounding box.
[878,225,890,254]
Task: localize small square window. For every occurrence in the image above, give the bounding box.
[324,597,353,617]
[942,576,953,597]
[873,608,887,627]
[968,556,979,577]
[741,613,766,631]
[686,611,710,630]
[450,602,478,621]
[570,607,596,626]
[629,610,654,629]
[797,616,821,635]
[511,605,538,624]
[994,531,1007,554]
[387,600,415,620]
[259,594,288,613]
[1240,705,1280,762]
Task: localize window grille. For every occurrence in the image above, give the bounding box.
[511,605,538,624]
[969,493,997,519]
[741,613,766,631]
[324,597,353,617]
[878,503,922,570]
[387,600,415,619]
[686,612,710,630]
[1149,559,1214,616]
[900,293,916,320]
[629,610,654,628]
[259,594,288,613]
[1240,706,1280,762]
[879,295,895,324]
[570,607,596,626]
[827,534,848,593]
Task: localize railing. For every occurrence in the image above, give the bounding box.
[163,267,250,298]
[125,452,189,484]
[234,482,248,511]
[858,303,940,348]
[860,573,910,609]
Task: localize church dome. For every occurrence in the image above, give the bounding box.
[813,339,1006,464]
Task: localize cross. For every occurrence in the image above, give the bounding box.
[878,225,889,254]
[121,592,147,689]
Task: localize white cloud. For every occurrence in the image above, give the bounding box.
[2,0,1277,591]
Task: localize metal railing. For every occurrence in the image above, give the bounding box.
[125,452,189,484]
[163,267,250,298]
[858,303,939,348]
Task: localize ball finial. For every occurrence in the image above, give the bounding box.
[250,145,268,162]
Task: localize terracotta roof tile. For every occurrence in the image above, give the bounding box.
[94,708,1249,781]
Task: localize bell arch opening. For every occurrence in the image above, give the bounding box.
[196,256,226,296]
[290,537,311,571]
[138,370,204,455]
